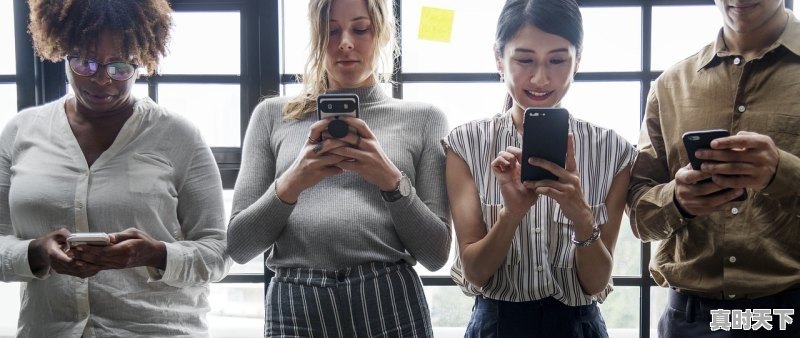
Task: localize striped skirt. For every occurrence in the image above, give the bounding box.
[265,261,433,338]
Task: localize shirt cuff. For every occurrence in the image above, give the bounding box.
[146,241,183,283]
[761,149,800,198]
[5,239,49,280]
[635,180,689,239]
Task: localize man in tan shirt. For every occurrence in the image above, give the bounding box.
[628,1,799,337]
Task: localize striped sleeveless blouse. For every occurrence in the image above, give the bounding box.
[445,111,636,306]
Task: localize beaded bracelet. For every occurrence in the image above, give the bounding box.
[571,224,601,247]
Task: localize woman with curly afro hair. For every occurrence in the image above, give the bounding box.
[0,1,231,337]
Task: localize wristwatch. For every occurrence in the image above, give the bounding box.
[380,172,412,202]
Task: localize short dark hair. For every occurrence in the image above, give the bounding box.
[494,0,583,58]
[28,0,173,75]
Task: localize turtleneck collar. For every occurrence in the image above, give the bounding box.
[325,84,390,105]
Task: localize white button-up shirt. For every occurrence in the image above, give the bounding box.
[0,95,231,337]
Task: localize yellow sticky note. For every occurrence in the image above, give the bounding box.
[418,6,455,43]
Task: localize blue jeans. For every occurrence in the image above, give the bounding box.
[465,295,609,338]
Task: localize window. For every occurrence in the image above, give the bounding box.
[1,2,20,337]
[651,5,721,71]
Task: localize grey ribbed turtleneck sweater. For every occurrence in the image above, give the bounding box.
[226,85,452,271]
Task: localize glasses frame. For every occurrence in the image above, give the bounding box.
[65,56,139,82]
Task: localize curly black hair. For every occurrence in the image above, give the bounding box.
[28,0,173,75]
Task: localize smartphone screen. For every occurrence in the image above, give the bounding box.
[521,107,569,182]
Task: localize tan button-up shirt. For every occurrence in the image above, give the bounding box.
[628,9,800,300]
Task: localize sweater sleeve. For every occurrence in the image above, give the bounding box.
[385,105,452,271]
[226,101,296,264]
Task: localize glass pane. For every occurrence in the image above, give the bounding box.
[650,286,669,338]
[599,286,640,338]
[281,0,311,75]
[208,283,263,338]
[0,84,17,129]
[427,286,471,337]
[225,189,264,274]
[613,214,641,276]
[580,7,641,72]
[280,0,392,77]
[402,82,507,130]
[0,282,20,337]
[652,6,722,71]
[160,12,240,75]
[133,83,149,99]
[561,81,641,145]
[401,1,503,73]
[157,84,240,147]
[0,0,15,75]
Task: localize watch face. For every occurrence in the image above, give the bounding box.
[398,175,412,196]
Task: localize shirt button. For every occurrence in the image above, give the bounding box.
[536,265,543,272]
[729,256,737,263]
[733,57,741,65]
[534,227,541,234]
[731,207,739,215]
[737,105,746,113]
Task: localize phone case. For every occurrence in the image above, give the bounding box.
[682,129,730,170]
[317,94,359,119]
[66,233,110,249]
[681,129,747,201]
[521,108,569,182]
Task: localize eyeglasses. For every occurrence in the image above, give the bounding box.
[66,56,138,81]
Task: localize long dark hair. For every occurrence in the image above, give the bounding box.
[495,0,583,110]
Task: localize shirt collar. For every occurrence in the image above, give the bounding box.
[698,9,800,71]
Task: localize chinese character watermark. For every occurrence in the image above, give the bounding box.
[710,309,794,331]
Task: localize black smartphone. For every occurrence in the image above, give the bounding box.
[682,129,747,201]
[317,93,359,138]
[521,107,569,182]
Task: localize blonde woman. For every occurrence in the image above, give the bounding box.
[226,0,450,336]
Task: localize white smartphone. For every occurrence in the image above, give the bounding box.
[66,232,110,250]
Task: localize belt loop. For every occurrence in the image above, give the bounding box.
[685,295,695,323]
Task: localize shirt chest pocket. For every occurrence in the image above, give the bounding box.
[548,202,609,269]
[128,153,177,197]
[767,114,800,152]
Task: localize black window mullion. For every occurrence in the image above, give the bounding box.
[13,0,34,111]
[640,2,654,337]
[392,0,403,99]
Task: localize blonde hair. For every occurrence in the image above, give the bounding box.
[282,0,397,120]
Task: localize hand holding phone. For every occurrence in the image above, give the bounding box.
[682,129,747,201]
[317,94,359,138]
[521,107,569,182]
[66,232,110,251]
